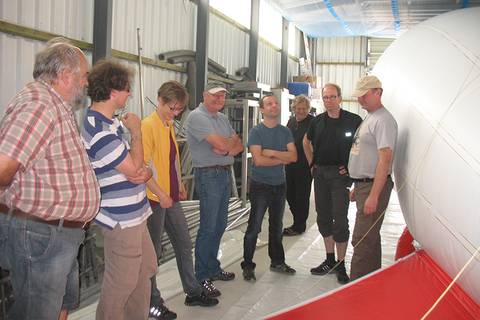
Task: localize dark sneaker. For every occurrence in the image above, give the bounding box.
[270,263,296,275]
[185,292,219,307]
[310,259,336,276]
[242,267,256,281]
[282,226,302,236]
[210,269,235,281]
[335,262,350,284]
[149,304,177,320]
[201,280,221,297]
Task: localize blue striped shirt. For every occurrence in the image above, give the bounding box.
[81,109,151,229]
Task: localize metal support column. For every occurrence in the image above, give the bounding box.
[195,0,209,107]
[249,0,260,81]
[280,17,289,88]
[93,0,113,64]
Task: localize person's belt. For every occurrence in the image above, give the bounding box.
[0,203,86,229]
[198,165,230,170]
[351,175,391,183]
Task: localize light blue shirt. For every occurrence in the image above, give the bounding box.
[185,103,235,168]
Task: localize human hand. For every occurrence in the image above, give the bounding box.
[121,112,141,134]
[363,195,378,215]
[212,147,228,155]
[262,149,275,158]
[125,166,152,184]
[339,165,348,176]
[349,188,356,202]
[158,192,173,208]
[179,184,188,201]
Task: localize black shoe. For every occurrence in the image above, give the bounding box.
[185,292,219,307]
[210,269,235,281]
[310,259,336,276]
[282,227,302,236]
[201,280,221,297]
[149,304,177,320]
[335,262,350,284]
[270,263,296,275]
[242,267,256,281]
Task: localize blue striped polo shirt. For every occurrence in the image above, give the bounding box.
[81,109,151,229]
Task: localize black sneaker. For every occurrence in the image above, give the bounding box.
[242,267,256,281]
[310,259,336,276]
[335,262,350,284]
[185,292,219,307]
[210,269,235,281]
[201,279,221,297]
[270,263,296,275]
[283,227,302,236]
[149,304,177,320]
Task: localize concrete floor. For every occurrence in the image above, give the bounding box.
[70,187,405,320]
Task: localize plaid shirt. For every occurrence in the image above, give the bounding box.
[0,81,100,221]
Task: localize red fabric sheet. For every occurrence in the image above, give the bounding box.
[268,250,480,320]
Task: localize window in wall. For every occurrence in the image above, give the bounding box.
[259,0,282,48]
[210,0,251,28]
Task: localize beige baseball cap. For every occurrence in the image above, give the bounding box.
[204,81,229,94]
[351,75,382,97]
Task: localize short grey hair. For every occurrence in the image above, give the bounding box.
[33,43,84,84]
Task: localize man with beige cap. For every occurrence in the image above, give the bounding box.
[348,75,397,280]
[185,82,243,297]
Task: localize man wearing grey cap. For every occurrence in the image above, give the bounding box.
[348,75,397,280]
[185,82,243,297]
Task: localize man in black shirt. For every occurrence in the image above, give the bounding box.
[283,95,314,236]
[303,83,362,284]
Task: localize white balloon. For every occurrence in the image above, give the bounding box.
[373,7,480,304]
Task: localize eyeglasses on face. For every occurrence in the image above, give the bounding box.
[167,102,184,114]
[322,95,338,101]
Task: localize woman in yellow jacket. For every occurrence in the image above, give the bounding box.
[142,81,218,320]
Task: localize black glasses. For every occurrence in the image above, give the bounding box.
[167,102,184,114]
[322,95,338,101]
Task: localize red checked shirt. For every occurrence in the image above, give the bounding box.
[0,80,100,222]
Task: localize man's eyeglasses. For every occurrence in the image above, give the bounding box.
[322,95,338,101]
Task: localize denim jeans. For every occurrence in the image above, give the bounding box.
[148,202,202,306]
[194,167,231,281]
[0,212,85,320]
[242,180,286,269]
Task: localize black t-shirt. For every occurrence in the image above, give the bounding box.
[317,116,342,165]
[307,109,363,167]
[286,114,314,168]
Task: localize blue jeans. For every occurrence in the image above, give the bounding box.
[242,180,286,269]
[194,167,231,281]
[0,213,85,320]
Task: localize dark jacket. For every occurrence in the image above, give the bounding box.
[286,114,314,169]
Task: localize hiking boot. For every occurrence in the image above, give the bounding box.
[335,261,350,284]
[242,267,256,281]
[185,292,219,307]
[210,269,235,281]
[270,263,296,275]
[310,259,336,276]
[200,279,221,297]
[149,304,177,320]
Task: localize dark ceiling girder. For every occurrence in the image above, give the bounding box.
[248,0,260,81]
[280,17,289,88]
[195,0,209,107]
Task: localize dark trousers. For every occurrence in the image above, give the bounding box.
[242,180,286,269]
[313,165,351,242]
[285,165,312,232]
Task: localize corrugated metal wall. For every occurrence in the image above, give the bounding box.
[0,1,300,118]
[209,13,249,75]
[315,36,367,115]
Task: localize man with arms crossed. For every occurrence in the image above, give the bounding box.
[241,95,297,281]
[185,82,243,297]
[82,59,156,320]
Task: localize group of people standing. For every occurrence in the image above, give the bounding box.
[0,39,397,320]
